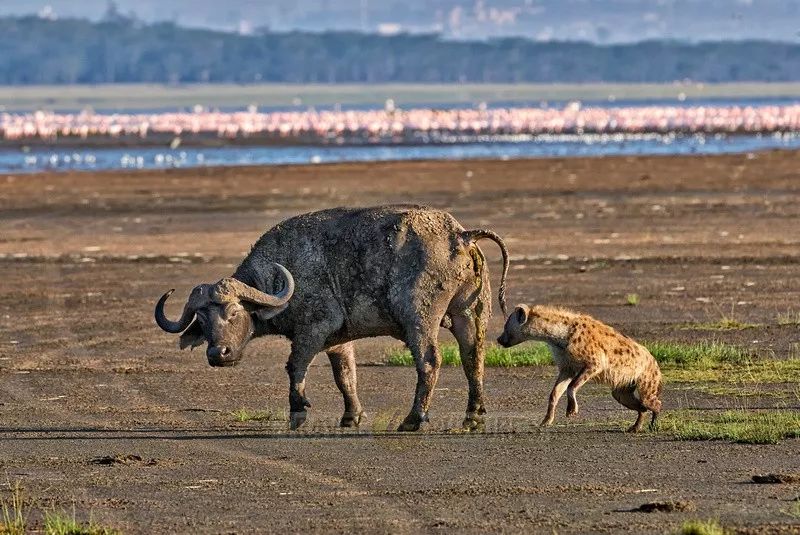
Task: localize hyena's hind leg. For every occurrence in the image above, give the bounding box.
[612,384,648,432]
[640,381,663,431]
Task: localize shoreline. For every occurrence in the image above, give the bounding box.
[0,130,797,151]
[2,147,798,180]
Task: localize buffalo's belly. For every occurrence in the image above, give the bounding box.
[326,293,404,345]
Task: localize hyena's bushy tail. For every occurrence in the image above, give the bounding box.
[462,229,510,316]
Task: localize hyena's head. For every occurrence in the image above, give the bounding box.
[497,304,533,347]
[497,304,562,347]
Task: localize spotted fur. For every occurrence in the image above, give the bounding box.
[498,304,662,432]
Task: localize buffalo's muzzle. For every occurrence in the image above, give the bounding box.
[207,345,238,367]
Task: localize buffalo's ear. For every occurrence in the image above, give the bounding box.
[253,302,289,323]
[179,320,205,350]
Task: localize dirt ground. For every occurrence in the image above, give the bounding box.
[1,151,799,534]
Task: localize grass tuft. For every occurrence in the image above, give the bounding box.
[0,482,25,535]
[625,293,640,306]
[679,519,729,535]
[44,510,119,535]
[232,408,287,422]
[385,342,552,367]
[660,410,800,445]
[777,310,800,326]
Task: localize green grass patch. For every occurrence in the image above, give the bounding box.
[660,410,800,445]
[646,340,750,368]
[232,408,287,422]
[385,342,552,367]
[44,510,119,535]
[643,339,800,383]
[679,519,729,535]
[661,356,800,384]
[384,339,799,392]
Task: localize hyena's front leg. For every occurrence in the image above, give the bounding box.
[566,365,600,418]
[542,370,573,426]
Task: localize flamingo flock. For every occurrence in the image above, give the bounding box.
[2,103,799,144]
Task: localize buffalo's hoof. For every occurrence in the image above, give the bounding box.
[340,410,364,428]
[289,411,308,430]
[397,412,427,432]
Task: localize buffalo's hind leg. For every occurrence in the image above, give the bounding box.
[327,342,364,428]
[449,248,493,431]
[398,328,442,432]
[450,308,488,431]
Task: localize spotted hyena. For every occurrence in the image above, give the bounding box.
[497,304,662,432]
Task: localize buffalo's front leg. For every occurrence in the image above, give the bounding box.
[286,335,325,430]
[398,332,442,432]
[327,342,364,427]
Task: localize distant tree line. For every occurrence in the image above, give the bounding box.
[2,16,800,84]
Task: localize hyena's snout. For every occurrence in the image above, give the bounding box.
[497,332,512,347]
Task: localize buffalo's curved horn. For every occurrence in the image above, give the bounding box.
[154,284,210,333]
[219,263,295,307]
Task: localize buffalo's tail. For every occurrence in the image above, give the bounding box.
[463,229,510,316]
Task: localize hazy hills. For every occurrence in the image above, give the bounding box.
[1,16,800,85]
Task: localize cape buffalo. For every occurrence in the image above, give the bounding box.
[155,205,509,431]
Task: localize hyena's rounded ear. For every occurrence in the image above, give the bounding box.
[514,306,528,324]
